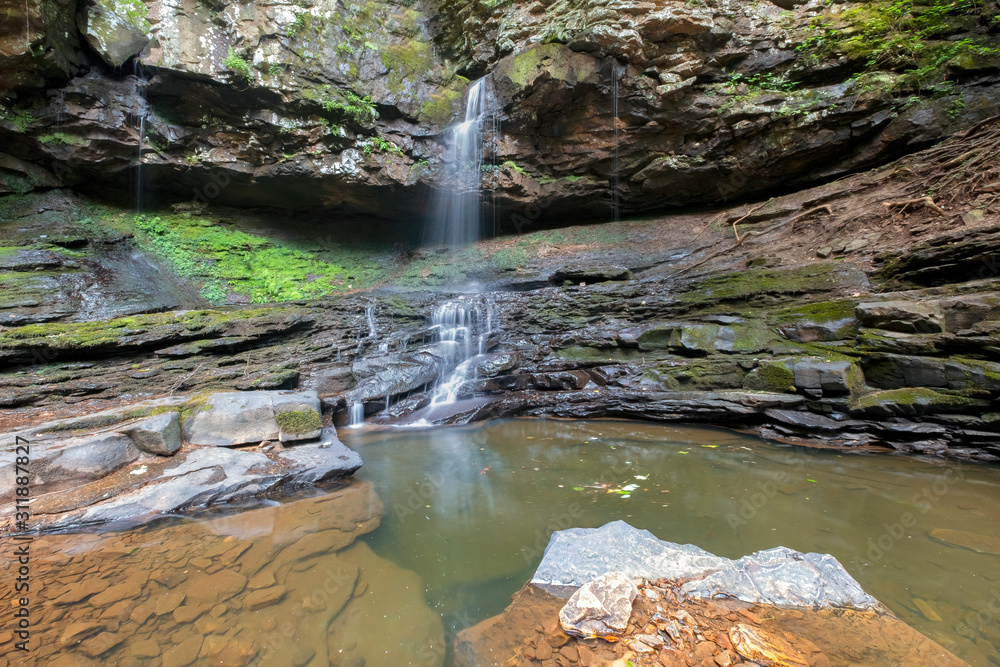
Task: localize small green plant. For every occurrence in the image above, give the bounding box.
[947,96,966,119]
[501,160,528,176]
[0,106,34,132]
[223,48,252,83]
[287,11,309,38]
[321,91,377,124]
[726,71,798,93]
[335,43,355,56]
[361,136,404,156]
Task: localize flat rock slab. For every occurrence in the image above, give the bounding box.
[31,427,361,532]
[531,520,878,610]
[183,390,322,446]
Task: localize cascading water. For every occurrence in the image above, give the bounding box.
[428,297,496,407]
[348,402,365,428]
[133,62,149,212]
[425,78,494,247]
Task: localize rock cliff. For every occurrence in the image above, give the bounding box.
[0,0,997,224]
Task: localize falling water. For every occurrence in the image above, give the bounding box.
[133,62,149,212]
[348,402,365,428]
[611,59,621,224]
[425,78,493,247]
[429,297,496,406]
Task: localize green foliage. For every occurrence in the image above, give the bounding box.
[726,72,798,93]
[0,106,34,132]
[321,91,377,124]
[800,0,1000,95]
[223,48,253,83]
[99,0,151,31]
[37,132,87,146]
[502,160,528,176]
[361,136,404,156]
[335,43,355,55]
[287,11,310,38]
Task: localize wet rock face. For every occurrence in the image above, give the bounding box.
[76,3,150,67]
[1,0,998,218]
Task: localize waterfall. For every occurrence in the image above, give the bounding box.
[133,62,149,212]
[425,78,493,247]
[348,402,365,428]
[429,297,495,407]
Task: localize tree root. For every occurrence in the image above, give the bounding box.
[734,205,833,247]
[882,196,946,216]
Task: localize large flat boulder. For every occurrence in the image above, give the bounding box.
[28,427,362,531]
[531,521,878,609]
[183,390,323,446]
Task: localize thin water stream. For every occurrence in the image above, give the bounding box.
[7,420,1000,666]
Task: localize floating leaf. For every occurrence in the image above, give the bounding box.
[572,487,583,491]
[678,451,689,454]
[701,444,719,448]
[807,479,817,483]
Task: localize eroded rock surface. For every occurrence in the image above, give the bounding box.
[455,522,967,667]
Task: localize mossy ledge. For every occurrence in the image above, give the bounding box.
[276,409,322,435]
[0,307,312,362]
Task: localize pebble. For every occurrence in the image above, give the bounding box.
[154,591,186,616]
[245,585,288,610]
[79,631,124,657]
[132,638,161,658]
[59,621,104,647]
[162,635,204,667]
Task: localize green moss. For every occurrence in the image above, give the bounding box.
[275,409,321,434]
[502,160,529,176]
[853,387,975,411]
[0,308,285,351]
[380,41,433,95]
[38,132,88,146]
[132,213,372,302]
[646,359,745,391]
[680,264,850,306]
[37,408,153,433]
[503,43,591,88]
[552,346,643,362]
[420,85,464,126]
[743,360,796,393]
[799,0,1000,96]
[772,300,857,324]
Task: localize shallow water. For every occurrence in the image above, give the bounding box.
[5,420,999,666]
[344,420,1000,666]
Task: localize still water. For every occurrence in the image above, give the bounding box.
[7,420,1000,666]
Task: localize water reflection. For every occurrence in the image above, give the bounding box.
[5,420,1000,667]
[344,419,1000,666]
